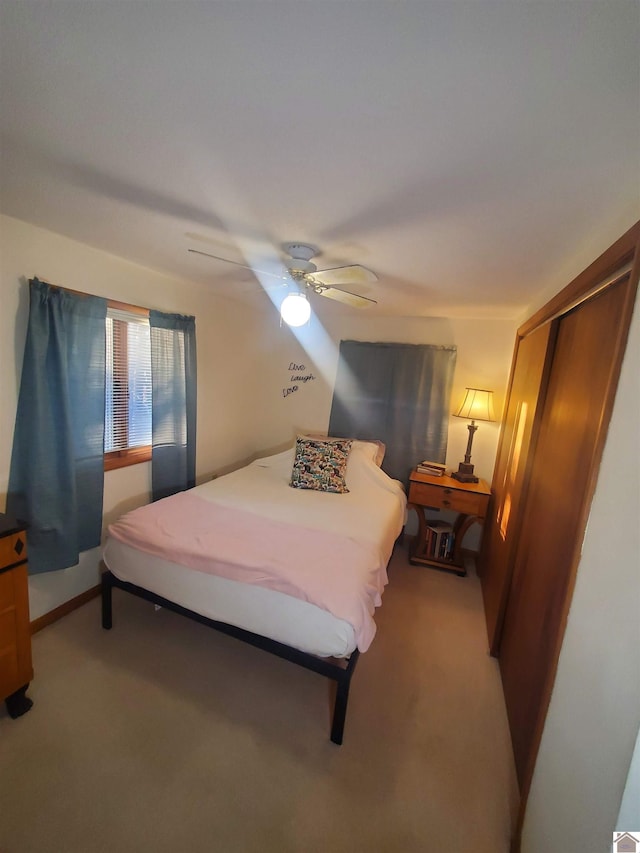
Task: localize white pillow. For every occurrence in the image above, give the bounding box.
[351,439,386,467]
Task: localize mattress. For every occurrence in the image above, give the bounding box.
[103,440,406,657]
[103,537,358,657]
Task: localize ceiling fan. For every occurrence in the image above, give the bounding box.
[188,242,378,309]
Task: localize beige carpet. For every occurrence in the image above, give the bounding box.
[0,545,518,853]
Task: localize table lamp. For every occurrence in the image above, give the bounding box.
[451,388,495,483]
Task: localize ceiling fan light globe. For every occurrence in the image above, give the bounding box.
[280,293,311,327]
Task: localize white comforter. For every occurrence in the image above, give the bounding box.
[195,442,406,570]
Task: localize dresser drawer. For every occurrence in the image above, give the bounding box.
[0,608,20,689]
[0,531,28,571]
[0,567,16,611]
[408,481,489,516]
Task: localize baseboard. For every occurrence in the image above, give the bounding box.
[30,584,101,634]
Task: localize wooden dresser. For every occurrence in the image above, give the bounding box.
[0,514,34,718]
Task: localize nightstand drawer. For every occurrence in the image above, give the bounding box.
[408,481,488,515]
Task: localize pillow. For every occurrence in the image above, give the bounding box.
[290,436,353,493]
[354,439,386,467]
[298,433,386,468]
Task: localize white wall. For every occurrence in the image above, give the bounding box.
[521,289,640,851]
[251,309,516,484]
[617,727,640,830]
[0,214,265,618]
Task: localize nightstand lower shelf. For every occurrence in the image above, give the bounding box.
[409,551,467,576]
[408,509,479,576]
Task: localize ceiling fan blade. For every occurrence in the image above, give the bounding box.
[188,248,285,280]
[312,264,378,287]
[315,286,377,308]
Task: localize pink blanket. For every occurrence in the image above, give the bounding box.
[107,491,387,651]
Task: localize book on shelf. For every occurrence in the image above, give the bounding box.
[425,519,454,561]
[416,460,446,476]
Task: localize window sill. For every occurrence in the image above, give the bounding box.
[104,446,152,471]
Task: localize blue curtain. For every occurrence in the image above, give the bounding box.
[328,340,457,485]
[150,310,197,501]
[7,279,107,574]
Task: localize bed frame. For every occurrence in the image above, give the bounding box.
[101,569,360,745]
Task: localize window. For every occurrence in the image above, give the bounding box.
[104,303,152,470]
[328,340,457,484]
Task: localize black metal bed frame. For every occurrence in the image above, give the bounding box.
[101,570,360,745]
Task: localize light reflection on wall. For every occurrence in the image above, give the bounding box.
[258,274,364,421]
[498,400,528,540]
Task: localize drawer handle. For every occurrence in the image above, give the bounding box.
[443,488,452,494]
[442,500,451,507]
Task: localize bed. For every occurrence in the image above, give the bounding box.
[101,437,406,743]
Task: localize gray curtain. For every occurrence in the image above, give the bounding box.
[150,310,197,501]
[7,279,107,574]
[328,340,457,484]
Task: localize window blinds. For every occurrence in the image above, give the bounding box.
[105,308,152,452]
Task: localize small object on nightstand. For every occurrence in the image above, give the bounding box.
[407,470,491,576]
[416,460,446,476]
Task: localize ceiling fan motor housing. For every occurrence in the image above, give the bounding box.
[283,242,319,275]
[286,259,317,276]
[283,242,318,261]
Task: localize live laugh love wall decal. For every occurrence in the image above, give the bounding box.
[283,362,317,398]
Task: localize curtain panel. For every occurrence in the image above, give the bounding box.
[328,340,457,484]
[149,310,197,501]
[7,279,107,574]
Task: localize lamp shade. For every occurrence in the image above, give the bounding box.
[453,388,495,422]
[280,292,311,327]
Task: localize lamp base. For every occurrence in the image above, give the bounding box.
[451,462,479,483]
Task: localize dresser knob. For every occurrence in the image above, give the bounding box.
[442,500,451,507]
[443,488,452,494]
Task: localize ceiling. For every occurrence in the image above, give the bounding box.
[1,1,639,319]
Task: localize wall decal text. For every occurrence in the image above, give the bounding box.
[283,361,317,398]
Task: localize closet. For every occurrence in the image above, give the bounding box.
[478,221,640,841]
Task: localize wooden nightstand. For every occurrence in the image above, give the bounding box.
[407,471,491,576]
[0,514,34,718]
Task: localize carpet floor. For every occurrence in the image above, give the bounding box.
[0,545,519,853]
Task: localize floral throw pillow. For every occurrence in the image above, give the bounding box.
[290,437,353,493]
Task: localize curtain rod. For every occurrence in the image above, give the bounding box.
[33,277,149,317]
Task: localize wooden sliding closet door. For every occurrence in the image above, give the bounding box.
[479,322,556,654]
[498,275,633,790]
